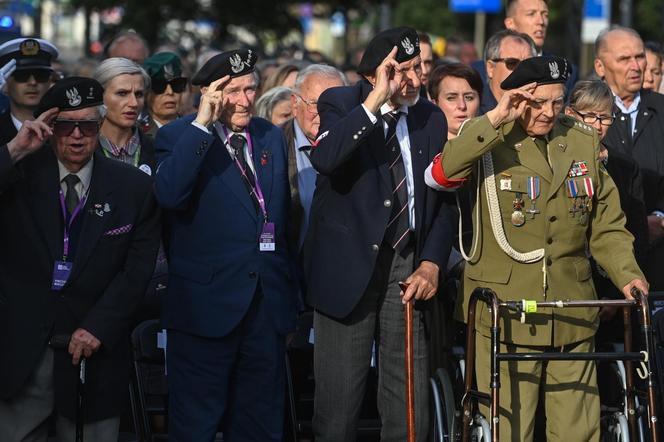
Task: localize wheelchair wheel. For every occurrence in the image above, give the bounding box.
[602,412,630,442]
[430,368,458,441]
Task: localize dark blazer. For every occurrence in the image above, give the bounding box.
[603,89,664,289]
[154,115,298,337]
[0,108,18,145]
[0,147,160,421]
[304,80,457,319]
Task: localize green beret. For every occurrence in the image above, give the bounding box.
[143,52,183,81]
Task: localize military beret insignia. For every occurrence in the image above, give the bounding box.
[501,55,569,90]
[35,76,103,117]
[358,27,420,75]
[191,48,257,87]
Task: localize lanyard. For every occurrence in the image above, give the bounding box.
[58,189,88,260]
[221,126,268,223]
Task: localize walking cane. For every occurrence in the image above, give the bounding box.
[50,334,86,442]
[400,282,416,442]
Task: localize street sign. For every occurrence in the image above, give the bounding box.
[582,0,611,44]
[450,0,502,13]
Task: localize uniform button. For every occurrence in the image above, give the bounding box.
[547,238,553,244]
[384,199,392,208]
[546,258,552,266]
[202,140,208,147]
[477,135,484,142]
[353,134,359,140]
[549,215,557,222]
[248,272,257,278]
[371,244,379,252]
[362,126,367,130]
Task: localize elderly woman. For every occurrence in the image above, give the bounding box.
[255,86,293,126]
[565,80,648,329]
[427,63,482,140]
[93,57,155,174]
[142,52,188,136]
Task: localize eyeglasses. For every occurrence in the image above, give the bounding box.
[12,69,52,83]
[53,119,100,137]
[151,77,188,94]
[294,93,318,113]
[571,108,615,126]
[490,57,522,71]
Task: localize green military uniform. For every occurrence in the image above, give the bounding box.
[440,113,644,441]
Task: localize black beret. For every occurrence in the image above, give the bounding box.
[358,27,420,75]
[35,76,104,117]
[191,49,257,87]
[501,55,570,90]
[0,38,58,71]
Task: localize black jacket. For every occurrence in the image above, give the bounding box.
[0,146,160,421]
[304,80,457,319]
[0,109,18,146]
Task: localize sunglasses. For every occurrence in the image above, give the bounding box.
[491,57,522,71]
[53,119,100,137]
[151,77,188,94]
[12,69,52,83]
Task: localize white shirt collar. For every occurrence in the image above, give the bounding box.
[10,113,23,131]
[379,102,409,117]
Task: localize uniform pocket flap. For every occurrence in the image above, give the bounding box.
[169,257,214,284]
[465,261,513,284]
[574,259,592,281]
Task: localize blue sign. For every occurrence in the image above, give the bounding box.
[584,0,609,19]
[450,0,502,13]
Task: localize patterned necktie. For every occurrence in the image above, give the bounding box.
[63,174,80,215]
[383,111,411,253]
[229,134,259,212]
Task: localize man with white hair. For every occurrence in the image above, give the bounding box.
[0,76,160,441]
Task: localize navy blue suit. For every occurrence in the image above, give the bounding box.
[304,80,457,319]
[154,114,297,441]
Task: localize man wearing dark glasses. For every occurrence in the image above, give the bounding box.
[142,52,188,137]
[0,37,58,145]
[0,76,160,442]
[479,29,536,115]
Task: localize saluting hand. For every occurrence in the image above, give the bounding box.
[6,107,58,164]
[195,75,231,128]
[401,260,440,303]
[486,82,537,128]
[364,46,403,115]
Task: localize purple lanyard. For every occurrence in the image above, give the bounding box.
[58,189,87,260]
[222,126,268,223]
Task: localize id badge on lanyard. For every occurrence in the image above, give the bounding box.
[221,125,276,252]
[52,189,87,290]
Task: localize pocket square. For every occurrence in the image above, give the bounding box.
[104,224,133,236]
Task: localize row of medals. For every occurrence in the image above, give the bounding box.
[511,192,590,226]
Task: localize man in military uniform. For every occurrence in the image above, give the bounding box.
[426,56,648,441]
[0,38,58,145]
[142,52,188,136]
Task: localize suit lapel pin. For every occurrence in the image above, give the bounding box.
[93,202,111,217]
[260,150,270,166]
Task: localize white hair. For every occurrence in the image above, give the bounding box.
[293,64,347,92]
[93,57,151,90]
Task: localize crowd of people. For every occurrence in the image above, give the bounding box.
[1,0,664,441]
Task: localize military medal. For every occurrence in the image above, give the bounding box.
[578,178,594,225]
[511,192,525,227]
[567,179,580,217]
[568,161,589,178]
[526,176,541,219]
[500,172,512,191]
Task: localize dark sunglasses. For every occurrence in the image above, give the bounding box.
[12,69,52,83]
[491,57,522,71]
[53,119,100,137]
[151,77,188,94]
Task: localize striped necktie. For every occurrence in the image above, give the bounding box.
[383,111,411,253]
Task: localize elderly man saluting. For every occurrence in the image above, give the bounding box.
[426,56,648,441]
[154,49,298,441]
[0,77,160,441]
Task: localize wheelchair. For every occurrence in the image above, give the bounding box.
[429,288,660,442]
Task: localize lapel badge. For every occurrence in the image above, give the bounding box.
[514,142,522,151]
[93,202,111,217]
[558,142,567,151]
[260,150,270,166]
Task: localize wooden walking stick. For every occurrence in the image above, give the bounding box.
[400,282,416,442]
